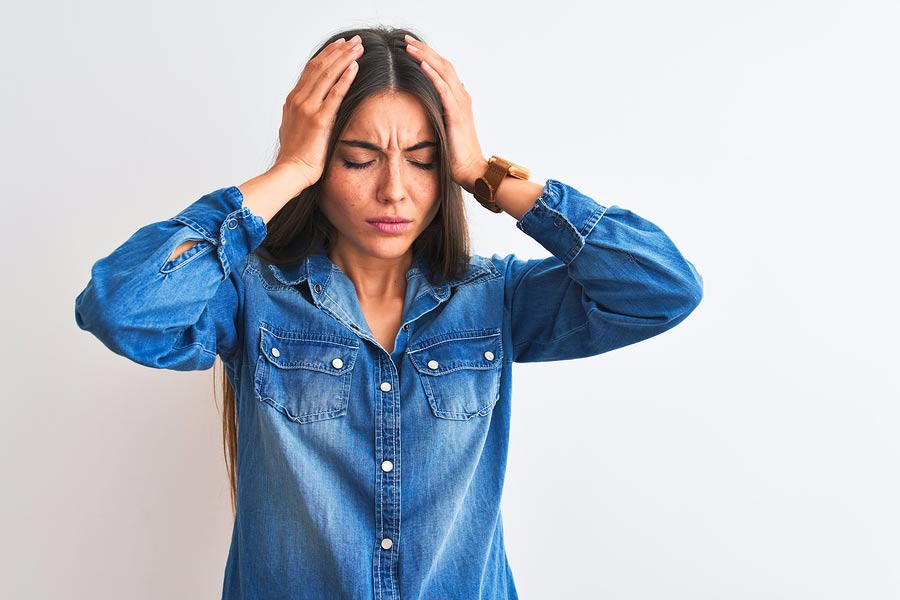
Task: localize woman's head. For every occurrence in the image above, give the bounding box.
[319,89,442,268]
[260,26,470,283]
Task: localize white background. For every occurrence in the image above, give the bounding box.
[2,1,898,598]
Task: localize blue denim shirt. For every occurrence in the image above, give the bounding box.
[75,179,702,599]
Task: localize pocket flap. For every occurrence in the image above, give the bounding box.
[259,325,358,375]
[408,329,502,376]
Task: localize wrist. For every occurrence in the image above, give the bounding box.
[239,164,311,224]
[458,158,489,194]
[270,159,318,194]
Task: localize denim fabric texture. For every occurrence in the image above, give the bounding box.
[75,179,703,599]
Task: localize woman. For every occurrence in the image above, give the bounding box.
[75,26,702,600]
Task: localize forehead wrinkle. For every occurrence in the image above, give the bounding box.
[340,139,436,153]
[340,91,435,152]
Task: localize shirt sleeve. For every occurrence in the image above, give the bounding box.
[498,178,703,363]
[74,186,267,370]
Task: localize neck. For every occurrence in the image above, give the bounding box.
[328,246,412,301]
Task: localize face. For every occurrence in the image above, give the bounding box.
[319,91,440,268]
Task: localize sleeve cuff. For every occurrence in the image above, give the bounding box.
[516,179,608,264]
[170,186,267,278]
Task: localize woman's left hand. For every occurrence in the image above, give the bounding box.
[405,35,488,191]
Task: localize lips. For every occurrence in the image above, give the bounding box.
[366,217,412,234]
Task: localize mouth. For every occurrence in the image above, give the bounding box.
[366,217,412,234]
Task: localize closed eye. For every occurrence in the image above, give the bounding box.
[342,160,374,170]
[343,159,435,171]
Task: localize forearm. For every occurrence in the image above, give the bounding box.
[238,162,310,224]
[169,163,308,262]
[495,177,544,220]
[507,179,703,361]
[75,186,266,368]
[460,158,544,220]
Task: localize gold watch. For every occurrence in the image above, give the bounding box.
[472,156,531,213]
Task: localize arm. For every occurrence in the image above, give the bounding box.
[74,188,266,369]
[500,179,702,362]
[405,37,702,361]
[167,35,366,262]
[75,36,366,369]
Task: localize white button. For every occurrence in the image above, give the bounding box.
[427,359,439,370]
[332,358,343,369]
[381,460,393,472]
[381,538,393,550]
[380,382,392,392]
[271,347,280,358]
[484,351,495,361]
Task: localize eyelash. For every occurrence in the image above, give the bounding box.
[342,160,435,171]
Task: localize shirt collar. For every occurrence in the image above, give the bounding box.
[267,249,498,300]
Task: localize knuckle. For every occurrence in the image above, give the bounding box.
[298,100,317,116]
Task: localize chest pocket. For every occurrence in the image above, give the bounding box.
[408,329,503,420]
[254,324,359,424]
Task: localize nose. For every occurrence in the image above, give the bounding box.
[377,159,408,204]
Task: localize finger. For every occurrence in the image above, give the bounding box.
[290,35,361,102]
[321,60,359,114]
[419,60,449,96]
[304,36,364,103]
[406,39,468,109]
[404,36,462,89]
[288,37,348,95]
[419,59,465,118]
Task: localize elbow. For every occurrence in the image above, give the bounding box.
[75,286,211,371]
[75,283,106,337]
[74,284,139,362]
[668,263,704,324]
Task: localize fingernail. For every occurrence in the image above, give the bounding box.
[407,43,418,52]
[351,34,361,42]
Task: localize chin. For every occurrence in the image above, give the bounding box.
[359,237,417,261]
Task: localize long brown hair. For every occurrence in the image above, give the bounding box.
[215,26,471,516]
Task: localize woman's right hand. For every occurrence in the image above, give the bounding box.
[273,35,364,190]
[237,36,362,225]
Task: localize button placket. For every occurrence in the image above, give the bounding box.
[373,355,400,593]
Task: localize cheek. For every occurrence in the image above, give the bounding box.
[418,175,440,215]
[319,173,358,225]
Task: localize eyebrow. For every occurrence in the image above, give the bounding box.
[339,139,437,152]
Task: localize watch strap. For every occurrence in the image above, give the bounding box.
[474,156,529,212]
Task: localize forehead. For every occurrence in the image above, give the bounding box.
[341,91,434,145]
